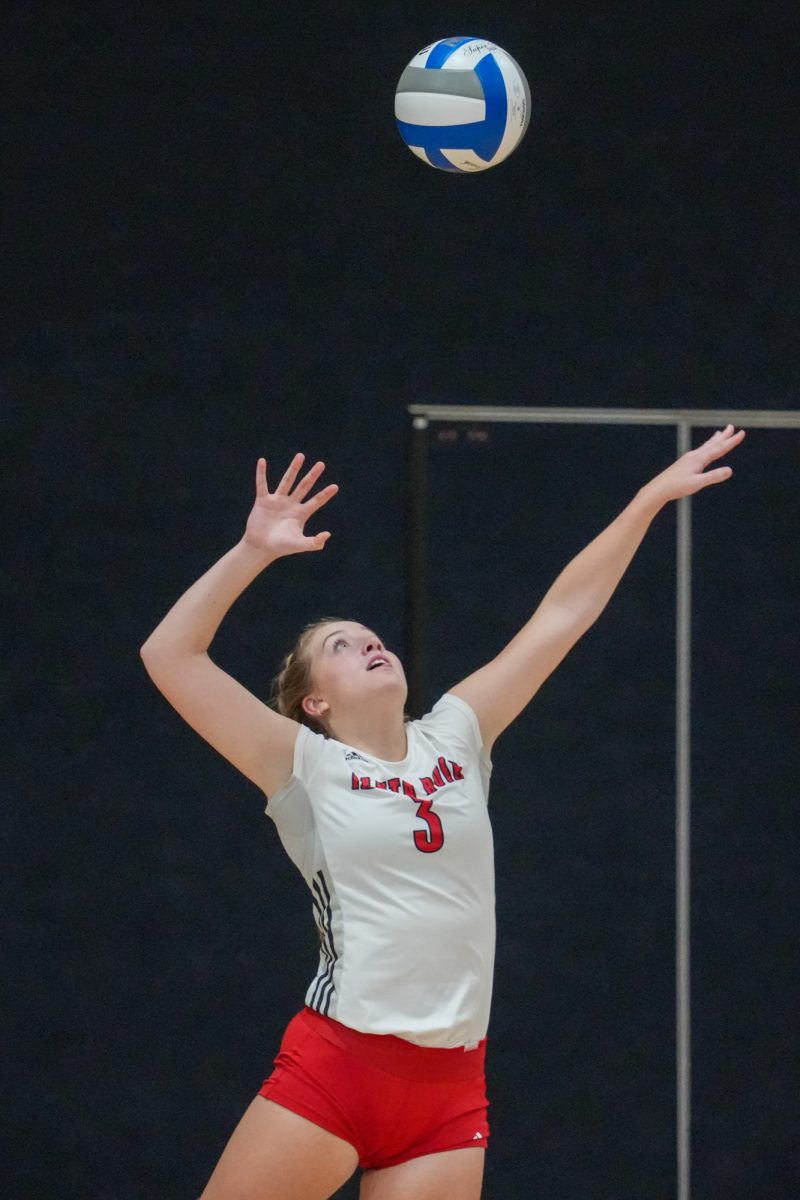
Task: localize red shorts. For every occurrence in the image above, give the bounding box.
[258,1007,489,1171]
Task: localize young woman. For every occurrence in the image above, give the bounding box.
[141,426,744,1200]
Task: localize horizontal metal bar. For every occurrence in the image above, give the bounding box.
[407,404,800,429]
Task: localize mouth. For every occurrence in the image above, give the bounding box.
[366,656,390,671]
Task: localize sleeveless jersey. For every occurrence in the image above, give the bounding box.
[265,693,495,1049]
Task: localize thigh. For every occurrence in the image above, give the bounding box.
[359,1146,485,1200]
[200,1097,359,1200]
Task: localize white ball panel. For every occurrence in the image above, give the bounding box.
[394,92,486,126]
[439,148,493,172]
[444,41,498,69]
[409,43,436,67]
[487,50,530,165]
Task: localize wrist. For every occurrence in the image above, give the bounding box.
[633,480,669,520]
[236,535,280,570]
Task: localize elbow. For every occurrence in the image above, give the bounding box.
[139,639,175,692]
[139,637,206,678]
[140,636,160,674]
[140,632,173,674]
[140,628,161,662]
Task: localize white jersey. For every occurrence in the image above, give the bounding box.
[265,693,495,1049]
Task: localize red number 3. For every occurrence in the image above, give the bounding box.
[413,797,444,853]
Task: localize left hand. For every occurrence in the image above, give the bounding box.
[643,424,745,507]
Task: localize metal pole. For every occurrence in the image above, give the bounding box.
[406,416,430,717]
[676,421,693,1200]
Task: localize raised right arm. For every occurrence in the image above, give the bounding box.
[140,454,338,797]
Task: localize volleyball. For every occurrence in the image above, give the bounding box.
[395,37,530,173]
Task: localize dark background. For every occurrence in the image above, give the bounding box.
[4,2,798,1198]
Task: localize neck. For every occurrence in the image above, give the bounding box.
[328,705,408,762]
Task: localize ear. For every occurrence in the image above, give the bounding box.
[302,695,330,720]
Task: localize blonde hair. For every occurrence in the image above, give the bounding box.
[271,617,350,734]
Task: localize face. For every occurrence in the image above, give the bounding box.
[302,621,407,724]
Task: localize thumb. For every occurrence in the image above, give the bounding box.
[311,531,332,551]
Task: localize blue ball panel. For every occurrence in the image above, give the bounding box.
[424,147,466,172]
[424,37,478,69]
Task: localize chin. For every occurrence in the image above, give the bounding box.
[366,673,407,701]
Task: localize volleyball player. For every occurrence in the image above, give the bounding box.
[141,425,743,1200]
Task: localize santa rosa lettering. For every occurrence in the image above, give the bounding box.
[350,755,461,854]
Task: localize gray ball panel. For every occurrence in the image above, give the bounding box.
[395,65,485,100]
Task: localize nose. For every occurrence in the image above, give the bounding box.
[363,640,383,655]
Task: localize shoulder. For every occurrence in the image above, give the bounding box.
[415,693,490,762]
[290,722,340,781]
[266,722,331,802]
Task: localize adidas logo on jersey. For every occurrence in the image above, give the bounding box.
[344,750,367,763]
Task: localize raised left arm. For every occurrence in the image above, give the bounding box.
[450,425,745,753]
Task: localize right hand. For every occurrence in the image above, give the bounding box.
[639,424,745,509]
[243,454,338,558]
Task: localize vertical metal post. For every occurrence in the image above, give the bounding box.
[676,421,693,1200]
[406,416,430,717]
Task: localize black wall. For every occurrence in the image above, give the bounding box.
[5,3,798,1198]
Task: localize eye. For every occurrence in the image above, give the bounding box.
[332,637,348,651]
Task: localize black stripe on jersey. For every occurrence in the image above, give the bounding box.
[309,870,337,1017]
[310,873,335,1016]
[314,874,336,1016]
